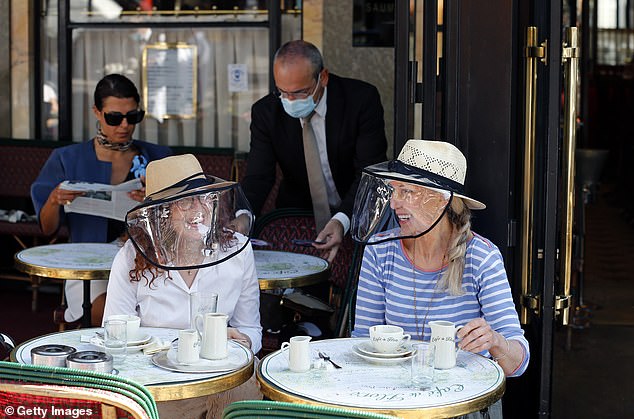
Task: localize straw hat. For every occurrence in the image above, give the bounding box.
[144,154,209,201]
[373,140,485,210]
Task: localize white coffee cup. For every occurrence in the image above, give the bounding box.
[369,325,411,353]
[195,312,228,360]
[429,320,462,369]
[107,314,141,342]
[177,329,200,365]
[280,335,312,372]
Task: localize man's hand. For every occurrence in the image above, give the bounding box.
[314,219,344,262]
[227,213,252,235]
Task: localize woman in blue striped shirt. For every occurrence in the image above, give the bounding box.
[351,140,529,380]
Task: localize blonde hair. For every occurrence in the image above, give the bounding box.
[437,197,472,295]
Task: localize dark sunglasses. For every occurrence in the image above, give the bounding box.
[103,110,145,126]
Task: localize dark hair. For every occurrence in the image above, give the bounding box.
[274,40,324,79]
[94,74,140,111]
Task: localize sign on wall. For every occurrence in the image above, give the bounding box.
[142,42,198,122]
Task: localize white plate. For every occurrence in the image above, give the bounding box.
[89,335,155,352]
[351,345,415,365]
[127,333,152,346]
[151,346,249,373]
[354,341,415,358]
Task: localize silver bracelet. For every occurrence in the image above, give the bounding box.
[493,338,511,362]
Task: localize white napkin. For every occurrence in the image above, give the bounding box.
[143,338,171,355]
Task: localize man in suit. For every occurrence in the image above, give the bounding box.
[242,40,387,262]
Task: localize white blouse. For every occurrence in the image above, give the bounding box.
[103,239,262,354]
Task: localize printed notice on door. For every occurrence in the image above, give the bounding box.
[142,43,198,122]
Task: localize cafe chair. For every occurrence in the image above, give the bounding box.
[0,382,150,419]
[0,361,158,419]
[253,208,357,289]
[252,208,363,346]
[222,400,399,419]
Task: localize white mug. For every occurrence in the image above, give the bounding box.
[429,320,462,369]
[107,314,141,342]
[177,329,200,364]
[369,325,411,353]
[280,335,312,372]
[195,312,228,360]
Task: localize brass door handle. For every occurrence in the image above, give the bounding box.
[520,27,545,324]
[558,27,580,326]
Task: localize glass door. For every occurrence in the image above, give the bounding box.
[394,1,576,416]
[38,0,302,151]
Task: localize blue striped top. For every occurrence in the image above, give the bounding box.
[352,232,530,376]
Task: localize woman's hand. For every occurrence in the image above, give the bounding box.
[227,327,252,349]
[50,183,84,207]
[457,317,525,376]
[127,175,146,202]
[128,187,146,202]
[457,317,499,354]
[40,183,84,235]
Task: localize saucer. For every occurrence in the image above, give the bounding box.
[151,346,249,373]
[354,341,414,358]
[351,345,415,365]
[89,334,154,351]
[127,334,152,346]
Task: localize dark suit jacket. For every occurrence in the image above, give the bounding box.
[242,74,388,218]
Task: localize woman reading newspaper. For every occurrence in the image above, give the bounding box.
[31,74,171,326]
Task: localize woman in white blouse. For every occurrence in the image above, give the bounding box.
[103,154,262,354]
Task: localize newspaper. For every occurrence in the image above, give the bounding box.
[60,178,142,221]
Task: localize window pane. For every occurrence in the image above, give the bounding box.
[42,3,59,140]
[42,2,301,144]
[69,0,280,23]
[70,21,301,151]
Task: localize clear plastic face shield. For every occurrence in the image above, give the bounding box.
[125,178,254,270]
[352,162,453,245]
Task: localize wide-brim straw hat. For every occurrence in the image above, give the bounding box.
[366,139,486,210]
[144,154,230,202]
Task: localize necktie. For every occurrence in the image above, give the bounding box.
[302,114,331,231]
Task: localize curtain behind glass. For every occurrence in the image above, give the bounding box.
[67,17,299,149]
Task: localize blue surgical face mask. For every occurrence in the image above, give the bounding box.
[280,75,321,119]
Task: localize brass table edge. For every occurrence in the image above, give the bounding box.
[14,257,111,280]
[258,267,331,290]
[150,359,254,401]
[256,357,505,419]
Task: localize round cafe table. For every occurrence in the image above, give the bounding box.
[11,327,254,402]
[257,338,505,418]
[14,242,120,327]
[254,250,330,290]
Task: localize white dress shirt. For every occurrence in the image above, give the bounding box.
[301,88,350,233]
[103,238,262,354]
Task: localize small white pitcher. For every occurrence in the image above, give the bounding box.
[195,312,228,360]
[280,335,312,372]
[429,320,462,369]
